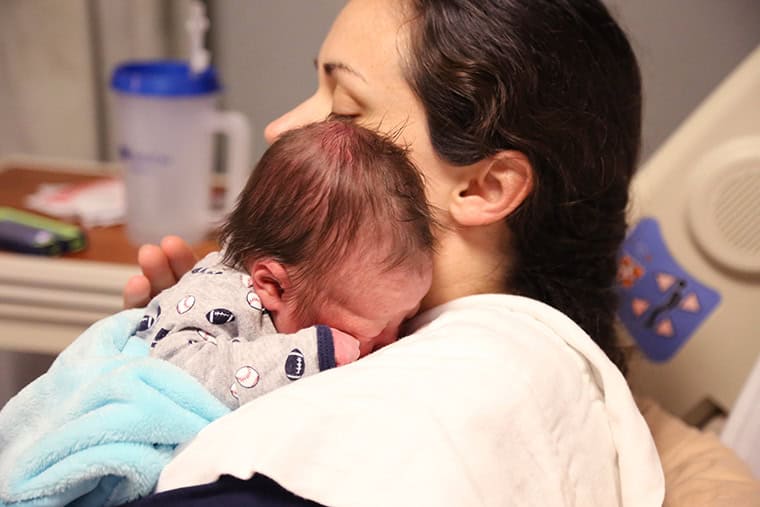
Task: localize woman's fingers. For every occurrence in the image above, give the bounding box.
[123,236,198,309]
[137,243,179,297]
[123,274,152,309]
[160,236,197,280]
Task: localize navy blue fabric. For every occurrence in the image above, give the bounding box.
[123,474,326,507]
[315,325,337,371]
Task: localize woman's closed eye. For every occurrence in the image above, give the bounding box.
[327,112,359,122]
[329,87,363,118]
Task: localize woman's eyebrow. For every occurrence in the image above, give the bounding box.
[314,58,367,83]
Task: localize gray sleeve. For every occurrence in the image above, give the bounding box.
[135,252,337,409]
[152,324,336,409]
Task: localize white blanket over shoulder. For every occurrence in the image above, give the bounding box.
[157,295,664,506]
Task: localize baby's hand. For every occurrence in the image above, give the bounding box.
[330,329,360,366]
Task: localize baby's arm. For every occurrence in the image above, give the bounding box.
[151,325,357,408]
[135,253,360,408]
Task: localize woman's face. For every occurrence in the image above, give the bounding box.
[264,0,458,217]
[264,0,516,313]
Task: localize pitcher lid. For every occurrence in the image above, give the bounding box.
[111,60,221,96]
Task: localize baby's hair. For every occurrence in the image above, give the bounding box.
[220,118,435,318]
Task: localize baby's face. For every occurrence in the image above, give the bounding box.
[312,261,433,357]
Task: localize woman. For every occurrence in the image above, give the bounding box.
[125,0,664,505]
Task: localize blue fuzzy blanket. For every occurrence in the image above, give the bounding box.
[0,309,230,506]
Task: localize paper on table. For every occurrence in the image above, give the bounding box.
[25,179,125,227]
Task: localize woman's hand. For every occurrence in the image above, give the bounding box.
[122,236,198,308]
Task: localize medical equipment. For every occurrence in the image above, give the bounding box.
[109,2,251,246]
[623,46,760,431]
[187,1,211,75]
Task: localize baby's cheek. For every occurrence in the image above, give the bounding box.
[372,327,399,352]
[354,328,393,357]
[358,339,374,358]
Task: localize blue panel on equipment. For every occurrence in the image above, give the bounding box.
[616,217,721,362]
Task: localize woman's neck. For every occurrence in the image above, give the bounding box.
[421,222,512,311]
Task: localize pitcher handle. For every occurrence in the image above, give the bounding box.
[208,111,252,220]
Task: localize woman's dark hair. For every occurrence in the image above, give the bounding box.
[404,0,642,373]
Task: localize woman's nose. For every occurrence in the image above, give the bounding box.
[264,93,328,144]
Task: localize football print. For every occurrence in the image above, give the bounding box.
[206,308,236,324]
[285,348,306,380]
[137,314,155,332]
[151,328,170,348]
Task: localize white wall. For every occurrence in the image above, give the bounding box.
[2,1,757,163]
[209,0,344,164]
[210,1,760,164]
[0,0,98,160]
[0,0,191,162]
[605,0,760,161]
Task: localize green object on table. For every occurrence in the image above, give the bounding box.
[0,206,87,253]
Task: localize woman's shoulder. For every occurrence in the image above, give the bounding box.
[403,294,663,506]
[403,294,631,422]
[406,294,594,364]
[379,294,601,421]
[411,293,583,331]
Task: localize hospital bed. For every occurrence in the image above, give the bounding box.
[622,45,760,481]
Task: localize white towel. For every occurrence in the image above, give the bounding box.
[157,294,664,506]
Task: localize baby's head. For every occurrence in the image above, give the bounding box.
[220,118,435,354]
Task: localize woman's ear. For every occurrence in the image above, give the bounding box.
[449,150,534,227]
[249,259,292,313]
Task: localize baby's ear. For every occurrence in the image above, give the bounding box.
[249,259,293,312]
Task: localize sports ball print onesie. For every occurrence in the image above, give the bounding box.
[134,252,336,409]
